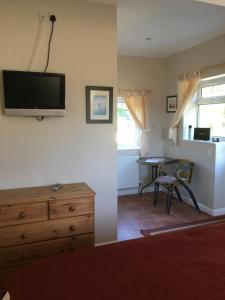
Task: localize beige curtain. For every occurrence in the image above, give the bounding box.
[168,71,201,144]
[118,89,150,157]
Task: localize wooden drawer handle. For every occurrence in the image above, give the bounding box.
[51,208,57,214]
[69,225,76,232]
[20,232,28,239]
[18,211,26,219]
[69,205,75,212]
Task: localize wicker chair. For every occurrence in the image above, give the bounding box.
[154,159,200,214]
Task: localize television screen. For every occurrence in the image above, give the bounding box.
[2,70,65,116]
[194,128,211,141]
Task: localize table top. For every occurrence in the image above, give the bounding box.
[0,182,96,206]
[138,157,177,165]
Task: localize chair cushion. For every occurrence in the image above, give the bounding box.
[155,175,177,185]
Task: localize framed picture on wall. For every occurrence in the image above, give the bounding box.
[86,86,113,123]
[166,95,177,113]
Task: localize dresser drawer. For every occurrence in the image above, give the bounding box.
[70,234,94,250]
[0,202,48,227]
[0,215,93,248]
[49,196,94,219]
[0,234,93,268]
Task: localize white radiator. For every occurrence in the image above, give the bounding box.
[117,155,139,190]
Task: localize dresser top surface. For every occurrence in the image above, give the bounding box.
[0,183,95,206]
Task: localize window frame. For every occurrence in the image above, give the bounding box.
[197,75,225,137]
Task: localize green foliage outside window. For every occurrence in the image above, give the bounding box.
[117,107,130,120]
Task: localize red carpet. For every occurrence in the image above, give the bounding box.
[6,222,225,300]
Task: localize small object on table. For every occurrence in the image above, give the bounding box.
[52,183,63,191]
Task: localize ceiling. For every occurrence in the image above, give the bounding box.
[117,0,225,58]
[86,0,225,5]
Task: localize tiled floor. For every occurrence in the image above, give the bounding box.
[118,192,210,241]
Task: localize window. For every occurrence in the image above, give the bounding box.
[198,75,225,137]
[117,98,140,149]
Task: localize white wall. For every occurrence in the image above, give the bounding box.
[117,55,166,189]
[0,0,117,244]
[118,55,166,157]
[214,143,225,210]
[163,34,225,210]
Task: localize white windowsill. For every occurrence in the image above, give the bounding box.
[182,139,225,145]
[117,146,140,151]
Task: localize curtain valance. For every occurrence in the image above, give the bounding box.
[118,89,150,98]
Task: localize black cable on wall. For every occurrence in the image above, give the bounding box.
[44,15,56,73]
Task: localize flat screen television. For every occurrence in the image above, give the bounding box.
[194,128,211,141]
[2,70,65,116]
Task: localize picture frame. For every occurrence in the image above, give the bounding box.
[86,86,113,123]
[166,95,177,113]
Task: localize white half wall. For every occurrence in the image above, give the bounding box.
[214,142,225,209]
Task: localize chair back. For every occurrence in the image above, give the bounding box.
[158,159,178,177]
[175,160,194,184]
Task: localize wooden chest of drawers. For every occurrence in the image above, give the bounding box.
[0,182,95,287]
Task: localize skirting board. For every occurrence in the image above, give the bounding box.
[148,187,225,216]
[118,188,225,217]
[95,240,118,247]
[158,186,220,216]
[2,292,10,300]
[180,194,225,216]
[118,187,139,196]
[118,185,160,196]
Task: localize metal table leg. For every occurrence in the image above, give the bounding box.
[139,165,159,195]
